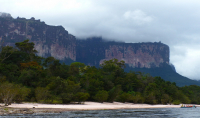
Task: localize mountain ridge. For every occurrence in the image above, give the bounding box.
[0,13,199,86]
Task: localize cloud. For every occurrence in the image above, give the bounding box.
[171,47,200,80]
[123,10,153,25]
[1,0,200,80]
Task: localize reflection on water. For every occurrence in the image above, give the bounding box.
[0,107,200,118]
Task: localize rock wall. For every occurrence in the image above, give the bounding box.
[2,13,199,87]
[0,14,169,68]
[0,12,12,18]
[76,38,169,68]
[0,16,76,61]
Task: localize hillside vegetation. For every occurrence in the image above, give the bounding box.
[125,64,200,87]
[0,40,199,106]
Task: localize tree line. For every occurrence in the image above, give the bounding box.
[0,40,200,106]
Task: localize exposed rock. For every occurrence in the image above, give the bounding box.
[0,12,12,18]
[169,63,176,72]
[2,13,200,86]
[0,16,76,62]
[0,15,169,68]
[76,38,169,68]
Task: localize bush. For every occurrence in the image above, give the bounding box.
[117,92,133,103]
[132,92,144,103]
[94,90,108,103]
[73,92,90,104]
[35,87,49,103]
[144,92,157,104]
[0,82,30,106]
[173,100,181,105]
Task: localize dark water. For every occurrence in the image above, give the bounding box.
[1,107,200,118]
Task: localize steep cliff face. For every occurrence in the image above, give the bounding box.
[2,14,199,86]
[0,16,76,61]
[0,14,169,69]
[102,43,169,68]
[76,37,169,68]
[0,12,12,18]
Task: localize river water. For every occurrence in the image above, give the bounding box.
[1,107,200,118]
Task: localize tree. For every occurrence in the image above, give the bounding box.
[69,62,86,76]
[15,39,37,61]
[161,94,171,104]
[117,92,133,103]
[18,69,39,87]
[124,72,142,92]
[132,92,144,103]
[100,59,126,78]
[0,36,16,63]
[94,90,109,103]
[47,77,81,103]
[35,87,50,103]
[14,85,30,103]
[20,61,42,70]
[15,39,37,54]
[43,56,56,68]
[145,92,157,104]
[43,57,64,77]
[60,80,81,103]
[0,63,20,82]
[100,58,126,71]
[73,92,90,104]
[144,83,158,104]
[108,85,122,102]
[46,76,67,96]
[0,46,17,63]
[0,82,18,106]
[180,85,200,104]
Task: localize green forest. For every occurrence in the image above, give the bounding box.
[0,40,200,106]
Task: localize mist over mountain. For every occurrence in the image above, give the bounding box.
[0,12,12,18]
[0,13,200,86]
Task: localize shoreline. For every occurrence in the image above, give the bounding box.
[0,102,198,115]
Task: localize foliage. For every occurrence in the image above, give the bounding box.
[108,85,122,102]
[20,61,42,70]
[0,40,199,105]
[173,100,181,105]
[116,92,133,103]
[14,85,31,103]
[35,87,50,103]
[0,82,18,106]
[94,90,109,103]
[15,39,37,54]
[73,92,90,104]
[0,82,30,105]
[0,46,17,63]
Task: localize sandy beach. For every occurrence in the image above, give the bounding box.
[6,102,182,110]
[0,102,198,115]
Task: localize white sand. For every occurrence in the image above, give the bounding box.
[4,102,185,110]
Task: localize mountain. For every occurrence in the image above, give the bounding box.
[0,12,12,18]
[0,13,200,86]
[0,14,76,64]
[77,37,200,87]
[124,63,198,87]
[76,37,169,68]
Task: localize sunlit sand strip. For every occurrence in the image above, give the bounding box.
[4,102,182,110]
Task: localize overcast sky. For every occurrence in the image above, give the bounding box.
[1,0,200,80]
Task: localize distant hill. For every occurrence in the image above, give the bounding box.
[125,63,200,87]
[76,38,200,87]
[0,13,200,87]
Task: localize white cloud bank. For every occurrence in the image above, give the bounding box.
[0,0,200,80]
[123,10,153,25]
